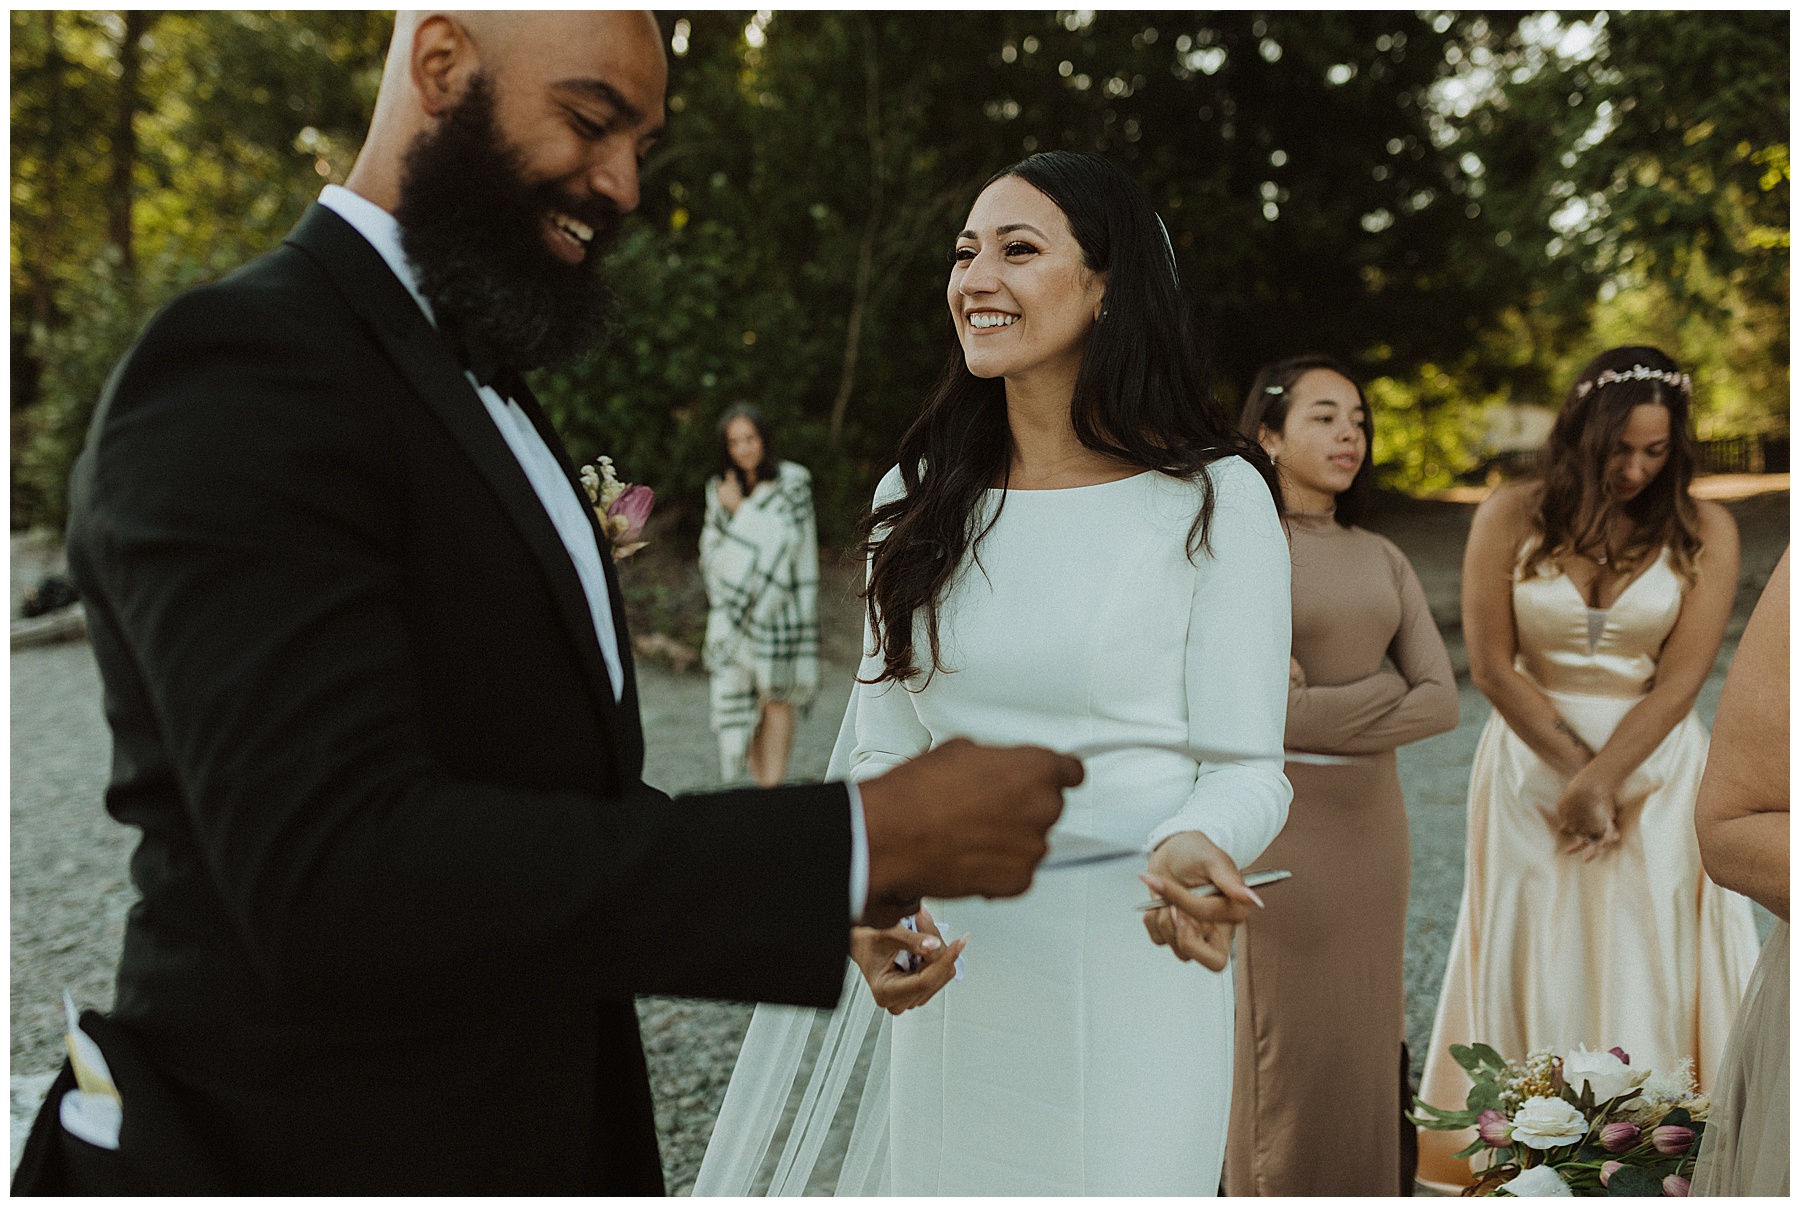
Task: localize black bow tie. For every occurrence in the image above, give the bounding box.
[440,317,519,397]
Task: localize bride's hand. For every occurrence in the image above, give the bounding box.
[1140,831,1262,972]
[849,904,968,1015]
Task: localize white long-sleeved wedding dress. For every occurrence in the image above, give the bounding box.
[695,457,1292,1196]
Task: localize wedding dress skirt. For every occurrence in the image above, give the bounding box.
[1415,548,1760,1192]
[887,857,1235,1194]
[695,463,1292,1196]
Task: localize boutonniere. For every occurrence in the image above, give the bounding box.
[580,456,654,562]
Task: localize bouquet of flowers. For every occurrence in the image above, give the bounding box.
[580,456,654,562]
[1412,1043,1710,1197]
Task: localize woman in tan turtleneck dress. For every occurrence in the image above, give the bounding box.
[1225,355,1459,1196]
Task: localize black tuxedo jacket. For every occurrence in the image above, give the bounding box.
[46,204,853,1193]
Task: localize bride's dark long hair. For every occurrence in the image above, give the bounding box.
[856,151,1279,686]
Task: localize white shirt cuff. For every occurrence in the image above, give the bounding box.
[845,780,869,922]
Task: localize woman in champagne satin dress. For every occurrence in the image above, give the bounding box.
[1416,347,1760,1192]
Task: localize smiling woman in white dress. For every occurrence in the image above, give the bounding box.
[695,151,1292,1196]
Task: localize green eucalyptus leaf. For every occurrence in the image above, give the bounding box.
[1469,1081,1505,1113]
[1412,1104,1478,1130]
[1450,1044,1486,1075]
[1470,1042,1509,1074]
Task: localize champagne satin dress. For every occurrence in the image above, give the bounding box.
[1416,547,1761,1191]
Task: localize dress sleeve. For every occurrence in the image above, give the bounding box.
[1285,670,1411,752]
[1147,460,1295,869]
[831,467,932,782]
[1300,541,1459,755]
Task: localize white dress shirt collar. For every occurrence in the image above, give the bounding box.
[317,184,436,324]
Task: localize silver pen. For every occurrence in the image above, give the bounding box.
[1137,868,1293,910]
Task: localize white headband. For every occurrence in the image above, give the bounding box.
[1575,365,1692,399]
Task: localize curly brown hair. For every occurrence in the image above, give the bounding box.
[1522,345,1704,587]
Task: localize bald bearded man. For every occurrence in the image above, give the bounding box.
[13,12,1079,1194]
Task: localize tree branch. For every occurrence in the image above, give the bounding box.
[827,15,884,449]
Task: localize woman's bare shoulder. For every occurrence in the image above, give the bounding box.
[1471,480,1542,537]
[1692,496,1738,540]
[1479,479,1541,516]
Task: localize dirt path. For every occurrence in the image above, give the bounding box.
[10,487,1785,1187]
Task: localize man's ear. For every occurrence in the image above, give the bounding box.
[410,15,478,117]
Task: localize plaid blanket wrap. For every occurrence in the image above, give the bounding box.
[700,461,821,759]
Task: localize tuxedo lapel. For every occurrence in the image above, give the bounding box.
[281,204,632,765]
[509,379,646,779]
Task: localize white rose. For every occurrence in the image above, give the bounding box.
[1510,1096,1588,1150]
[1562,1046,1645,1102]
[1500,1164,1574,1197]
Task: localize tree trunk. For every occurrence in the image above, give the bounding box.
[827,17,884,449]
[32,10,65,329]
[108,10,154,271]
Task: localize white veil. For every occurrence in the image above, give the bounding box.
[692,701,896,1196]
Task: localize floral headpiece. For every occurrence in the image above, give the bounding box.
[1575,365,1692,400]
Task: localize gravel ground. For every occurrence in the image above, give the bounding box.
[10,488,1784,1189]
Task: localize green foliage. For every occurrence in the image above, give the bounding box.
[11,10,389,529]
[1367,365,1489,493]
[538,10,1542,545]
[13,247,138,529]
[11,11,1789,537]
[1444,11,1788,432]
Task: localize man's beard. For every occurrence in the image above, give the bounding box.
[394,74,621,372]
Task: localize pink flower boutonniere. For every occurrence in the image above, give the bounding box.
[580,456,654,562]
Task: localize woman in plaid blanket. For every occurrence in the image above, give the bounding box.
[699,404,820,785]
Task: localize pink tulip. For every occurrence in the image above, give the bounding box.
[606,484,654,544]
[1662,1174,1691,1196]
[1651,1125,1696,1155]
[1609,1046,1631,1065]
[1600,1161,1624,1187]
[1476,1109,1514,1147]
[1600,1121,1642,1152]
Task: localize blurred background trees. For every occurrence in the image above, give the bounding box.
[11,10,390,527]
[12,9,1788,541]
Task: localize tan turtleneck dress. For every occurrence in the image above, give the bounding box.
[1225,510,1459,1196]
